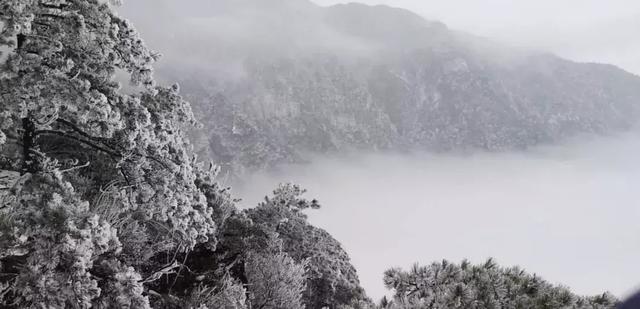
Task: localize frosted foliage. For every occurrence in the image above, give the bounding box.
[0,0,216,247]
[245,234,307,309]
[0,171,126,308]
[188,277,247,309]
[260,183,320,215]
[382,259,618,309]
[93,260,151,309]
[247,185,370,309]
[0,0,223,307]
[0,0,157,140]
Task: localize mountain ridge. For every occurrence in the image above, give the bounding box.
[119,0,640,175]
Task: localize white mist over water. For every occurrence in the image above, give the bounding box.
[234,132,640,301]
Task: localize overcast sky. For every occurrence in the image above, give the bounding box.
[311,0,640,75]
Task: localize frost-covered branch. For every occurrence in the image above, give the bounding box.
[34,130,120,159]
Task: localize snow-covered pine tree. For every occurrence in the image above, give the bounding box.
[382,259,618,309]
[0,0,228,307]
[246,184,371,309]
[244,232,307,309]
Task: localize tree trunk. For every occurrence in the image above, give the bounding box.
[17,33,25,50]
[21,117,37,174]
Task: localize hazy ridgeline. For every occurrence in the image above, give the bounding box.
[120,0,640,179]
[0,0,637,308]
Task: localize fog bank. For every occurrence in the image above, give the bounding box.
[234,132,640,300]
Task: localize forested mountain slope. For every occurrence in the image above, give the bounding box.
[121,0,640,175]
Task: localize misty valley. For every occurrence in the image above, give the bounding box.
[1,0,639,308]
[236,132,640,301]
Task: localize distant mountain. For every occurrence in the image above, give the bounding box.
[121,0,640,175]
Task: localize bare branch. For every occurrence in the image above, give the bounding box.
[34,130,120,159]
[59,161,90,173]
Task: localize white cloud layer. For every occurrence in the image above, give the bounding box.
[236,132,640,300]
